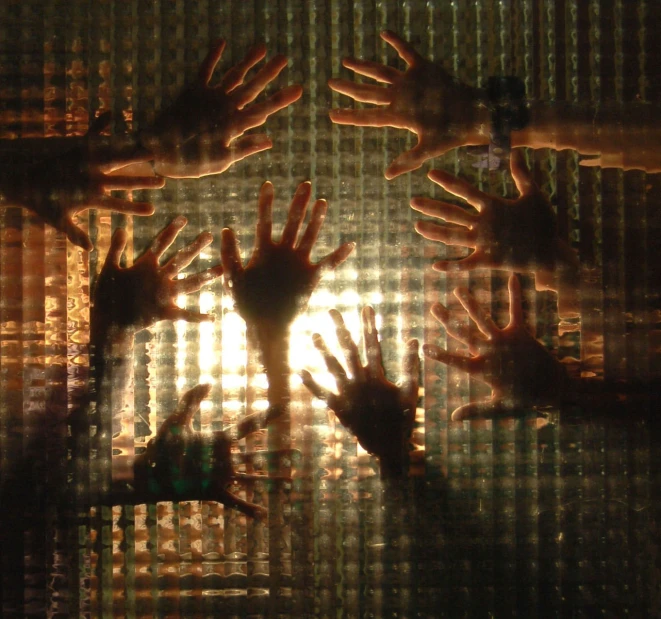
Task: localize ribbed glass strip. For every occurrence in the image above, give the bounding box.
[0,1,659,617]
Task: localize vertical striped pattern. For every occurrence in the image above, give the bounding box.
[0,1,659,616]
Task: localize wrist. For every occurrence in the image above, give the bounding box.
[472,77,531,153]
[379,449,410,480]
[248,323,291,408]
[91,317,136,358]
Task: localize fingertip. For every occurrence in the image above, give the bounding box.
[450,409,465,421]
[427,169,447,184]
[384,167,398,181]
[68,225,94,252]
[133,202,156,216]
[211,38,226,52]
[328,308,343,324]
[361,305,375,321]
[288,84,304,101]
[112,226,128,244]
[430,302,449,322]
[173,215,187,228]
[252,42,268,58]
[196,383,213,397]
[407,338,420,351]
[198,231,213,246]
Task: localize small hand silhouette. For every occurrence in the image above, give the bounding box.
[412,149,577,277]
[93,217,223,333]
[7,112,164,250]
[132,384,268,519]
[145,40,303,178]
[329,30,484,179]
[301,306,420,477]
[221,181,355,335]
[424,275,569,420]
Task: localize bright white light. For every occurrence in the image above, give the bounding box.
[221,312,247,372]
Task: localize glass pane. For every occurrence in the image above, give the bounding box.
[1,1,659,617]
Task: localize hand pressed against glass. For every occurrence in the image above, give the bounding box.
[145,40,303,178]
[7,112,164,251]
[329,30,485,179]
[413,150,574,274]
[133,384,269,519]
[412,150,580,316]
[221,181,355,336]
[425,275,568,421]
[301,306,420,478]
[94,217,223,334]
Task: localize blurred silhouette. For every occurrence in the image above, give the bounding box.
[302,306,420,479]
[330,30,661,178]
[221,180,355,409]
[412,149,580,318]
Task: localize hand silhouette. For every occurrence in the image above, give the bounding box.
[412,149,577,277]
[132,384,268,519]
[301,306,420,477]
[221,181,355,336]
[144,40,303,178]
[424,275,569,420]
[93,217,223,333]
[7,112,164,250]
[329,30,484,179]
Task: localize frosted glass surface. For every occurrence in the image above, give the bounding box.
[1,1,660,617]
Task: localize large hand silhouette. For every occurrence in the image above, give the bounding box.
[94,217,223,333]
[424,275,569,420]
[133,384,274,519]
[329,30,485,179]
[221,181,355,335]
[6,112,164,250]
[145,40,303,178]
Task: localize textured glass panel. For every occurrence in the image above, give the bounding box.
[0,1,660,617]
